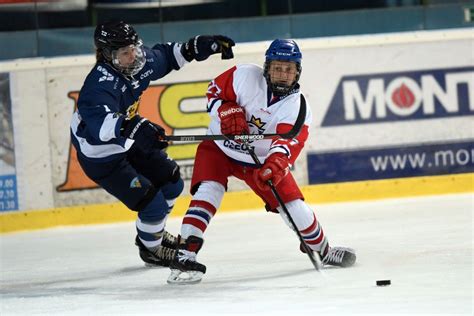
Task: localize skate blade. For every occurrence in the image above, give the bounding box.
[167,269,204,285]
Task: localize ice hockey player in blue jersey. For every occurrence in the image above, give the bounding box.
[70,20,235,267]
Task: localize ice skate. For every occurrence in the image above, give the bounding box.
[167,236,206,284]
[135,234,177,267]
[161,230,179,249]
[321,247,356,268]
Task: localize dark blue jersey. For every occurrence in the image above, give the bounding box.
[71,43,187,162]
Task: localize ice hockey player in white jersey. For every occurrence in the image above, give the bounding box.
[167,39,356,284]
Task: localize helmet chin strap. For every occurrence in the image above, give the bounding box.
[271,84,290,96]
[270,80,296,96]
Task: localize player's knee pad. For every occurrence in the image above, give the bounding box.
[161,177,184,200]
[192,181,225,208]
[169,164,181,183]
[137,189,169,222]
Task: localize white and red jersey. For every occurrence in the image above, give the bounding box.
[206,63,312,165]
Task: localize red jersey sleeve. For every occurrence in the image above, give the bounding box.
[206,66,238,113]
[269,123,310,165]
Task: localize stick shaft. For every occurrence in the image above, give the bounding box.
[163,95,307,142]
[246,145,322,271]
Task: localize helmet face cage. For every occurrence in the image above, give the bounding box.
[111,40,146,76]
[94,21,146,76]
[263,39,302,96]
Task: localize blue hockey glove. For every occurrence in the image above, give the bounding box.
[181,35,235,62]
[121,115,168,152]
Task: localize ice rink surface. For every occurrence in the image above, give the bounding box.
[1,193,472,315]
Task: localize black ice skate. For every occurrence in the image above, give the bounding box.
[135,234,177,267]
[167,235,206,284]
[161,230,178,249]
[321,247,356,268]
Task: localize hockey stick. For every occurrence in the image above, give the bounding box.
[163,94,307,142]
[245,143,322,271]
[243,96,323,271]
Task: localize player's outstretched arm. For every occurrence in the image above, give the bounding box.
[181,35,235,62]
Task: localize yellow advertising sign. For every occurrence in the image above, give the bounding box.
[57,81,210,192]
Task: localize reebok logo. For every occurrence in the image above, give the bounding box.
[219,107,243,117]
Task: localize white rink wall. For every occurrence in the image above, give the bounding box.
[0,28,472,213]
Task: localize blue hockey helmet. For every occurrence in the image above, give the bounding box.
[265,39,302,64]
[264,39,302,96]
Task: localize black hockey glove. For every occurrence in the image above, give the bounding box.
[180,35,235,62]
[121,115,168,152]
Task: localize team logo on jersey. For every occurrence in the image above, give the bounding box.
[97,65,114,82]
[207,80,221,94]
[130,177,142,188]
[127,99,140,118]
[131,79,140,89]
[248,115,266,134]
[139,69,153,80]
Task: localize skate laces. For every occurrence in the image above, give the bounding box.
[322,247,346,264]
[163,231,178,246]
[177,249,197,263]
[155,246,176,261]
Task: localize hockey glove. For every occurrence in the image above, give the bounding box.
[181,35,235,62]
[253,153,290,191]
[217,101,249,140]
[121,115,168,152]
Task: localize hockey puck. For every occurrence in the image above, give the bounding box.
[376,280,391,286]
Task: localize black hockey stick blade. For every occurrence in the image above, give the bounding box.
[163,94,307,142]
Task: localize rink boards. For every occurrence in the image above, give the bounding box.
[0,28,473,232]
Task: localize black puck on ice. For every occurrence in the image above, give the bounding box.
[376,280,391,286]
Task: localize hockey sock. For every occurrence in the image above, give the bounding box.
[136,191,179,251]
[278,199,329,254]
[181,200,216,239]
[181,181,224,239]
[300,212,329,255]
[136,216,167,251]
